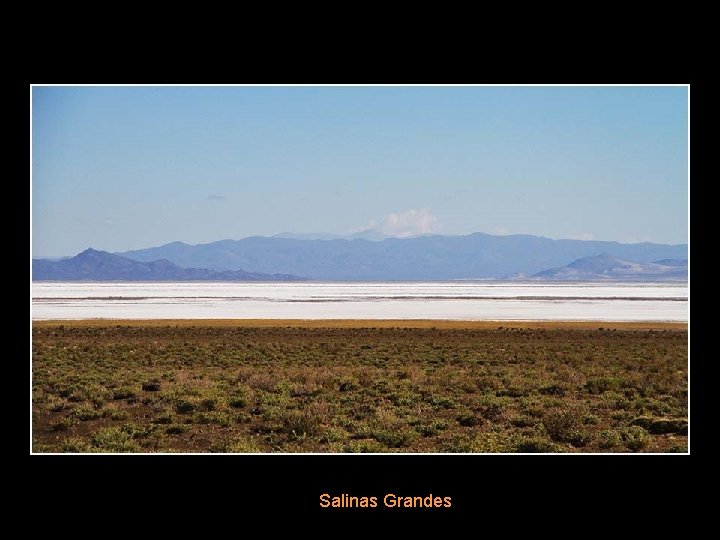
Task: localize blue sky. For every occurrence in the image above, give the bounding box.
[32,85,688,257]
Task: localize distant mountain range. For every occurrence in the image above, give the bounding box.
[32,233,688,282]
[32,249,303,281]
[529,254,687,281]
[117,232,687,281]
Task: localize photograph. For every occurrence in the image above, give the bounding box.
[30,84,688,454]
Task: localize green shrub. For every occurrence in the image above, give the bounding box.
[209,412,233,427]
[192,412,212,424]
[142,380,161,392]
[667,442,688,453]
[373,429,417,448]
[442,432,515,453]
[457,411,481,427]
[47,397,69,412]
[174,399,196,414]
[112,387,137,400]
[70,405,101,421]
[476,376,503,392]
[497,387,527,398]
[441,435,475,452]
[415,421,449,437]
[539,384,566,396]
[515,437,558,453]
[425,395,456,409]
[91,427,140,452]
[343,440,384,453]
[621,426,650,451]
[338,380,357,392]
[319,427,349,443]
[120,423,156,439]
[61,437,92,452]
[586,377,621,394]
[510,415,537,428]
[470,432,516,453]
[102,408,129,421]
[229,396,247,409]
[543,408,592,446]
[152,411,174,424]
[227,437,261,452]
[282,411,321,438]
[198,398,218,412]
[51,416,78,431]
[598,429,623,449]
[630,416,687,435]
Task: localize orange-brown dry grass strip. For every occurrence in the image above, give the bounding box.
[32,319,687,331]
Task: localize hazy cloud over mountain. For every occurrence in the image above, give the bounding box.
[365,209,440,238]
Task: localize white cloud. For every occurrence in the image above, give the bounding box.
[494,227,510,235]
[623,236,653,244]
[568,233,595,241]
[367,209,440,238]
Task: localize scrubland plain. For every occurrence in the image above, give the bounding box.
[32,320,687,453]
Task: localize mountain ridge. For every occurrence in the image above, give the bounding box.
[117,232,687,281]
[531,254,687,281]
[32,249,304,281]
